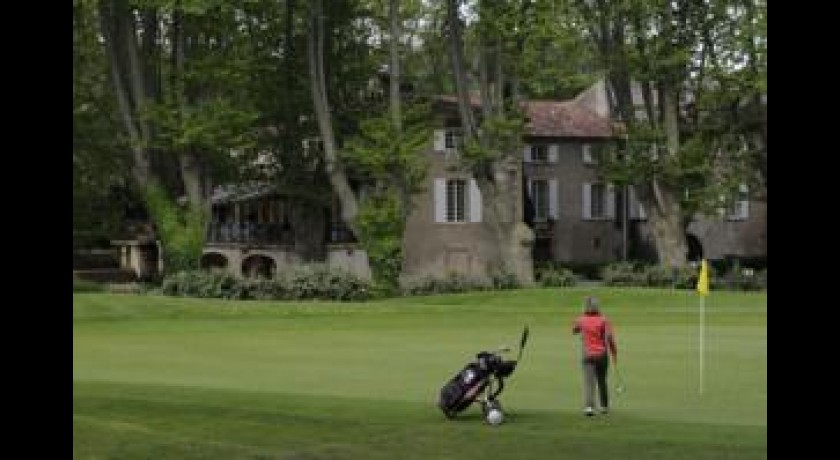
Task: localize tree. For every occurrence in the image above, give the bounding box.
[443,0,536,284]
[74,0,137,249]
[569,0,766,266]
[97,0,257,271]
[307,0,431,287]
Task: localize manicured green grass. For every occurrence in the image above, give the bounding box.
[74,288,766,459]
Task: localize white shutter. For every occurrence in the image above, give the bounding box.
[582,144,593,164]
[434,178,446,223]
[628,186,638,220]
[523,144,531,163]
[469,179,482,223]
[582,183,592,220]
[548,144,559,163]
[738,184,750,220]
[433,130,445,152]
[549,179,558,220]
[526,179,533,198]
[606,183,616,219]
[628,186,647,220]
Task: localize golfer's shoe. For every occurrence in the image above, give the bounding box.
[599,407,609,415]
[584,406,595,417]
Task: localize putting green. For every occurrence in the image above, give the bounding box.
[74,288,766,459]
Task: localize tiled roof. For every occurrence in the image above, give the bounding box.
[522,100,613,138]
[435,95,614,139]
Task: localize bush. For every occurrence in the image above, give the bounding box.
[601,262,723,290]
[399,272,490,296]
[73,278,104,293]
[491,270,522,290]
[281,264,372,301]
[719,265,766,291]
[535,264,578,287]
[160,265,372,301]
[644,265,701,289]
[601,262,646,286]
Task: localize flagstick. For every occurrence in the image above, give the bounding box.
[699,295,705,395]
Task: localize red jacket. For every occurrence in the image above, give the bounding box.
[573,313,618,358]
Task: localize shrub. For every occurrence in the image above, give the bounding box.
[280,264,372,301]
[160,265,372,301]
[73,278,104,293]
[535,264,578,287]
[491,269,522,290]
[644,265,700,289]
[719,265,766,291]
[399,272,489,296]
[601,262,646,286]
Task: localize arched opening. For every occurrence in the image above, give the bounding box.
[200,252,229,270]
[241,254,276,278]
[686,233,704,262]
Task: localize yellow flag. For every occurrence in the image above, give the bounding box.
[696,259,710,296]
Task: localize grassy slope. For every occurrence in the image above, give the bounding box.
[74,288,766,459]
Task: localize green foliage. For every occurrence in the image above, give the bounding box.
[569,0,766,243]
[142,97,258,153]
[342,102,431,187]
[460,114,525,170]
[145,183,207,273]
[600,261,647,287]
[490,269,522,290]
[160,264,372,301]
[597,261,763,291]
[399,272,491,296]
[343,103,432,289]
[643,264,700,289]
[73,0,133,247]
[355,194,404,290]
[718,265,766,291]
[535,263,578,287]
[73,278,105,293]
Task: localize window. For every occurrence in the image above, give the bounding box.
[528,178,557,221]
[583,182,614,220]
[446,179,467,222]
[590,183,606,218]
[435,178,481,223]
[531,145,548,162]
[532,180,549,221]
[444,129,462,152]
[433,129,463,154]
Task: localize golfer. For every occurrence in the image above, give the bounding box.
[572,296,618,416]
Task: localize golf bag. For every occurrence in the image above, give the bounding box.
[437,326,529,419]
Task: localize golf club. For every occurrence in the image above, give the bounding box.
[614,360,627,394]
[516,325,530,362]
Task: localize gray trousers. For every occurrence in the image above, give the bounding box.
[582,353,609,409]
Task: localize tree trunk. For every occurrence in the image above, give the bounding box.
[389,0,401,131]
[445,0,533,285]
[99,0,153,190]
[307,0,359,235]
[599,4,688,268]
[445,0,477,138]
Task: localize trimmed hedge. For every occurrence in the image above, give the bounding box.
[600,261,766,291]
[160,264,372,301]
[399,272,492,296]
[535,263,578,287]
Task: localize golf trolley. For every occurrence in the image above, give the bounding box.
[437,326,529,423]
